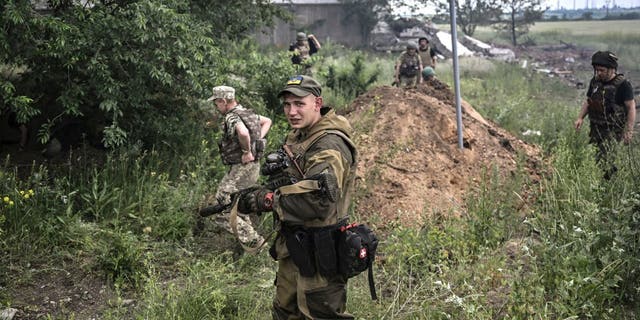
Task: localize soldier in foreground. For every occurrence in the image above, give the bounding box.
[237,75,359,319]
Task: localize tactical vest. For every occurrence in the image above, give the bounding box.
[218,107,263,165]
[293,43,311,64]
[587,74,627,127]
[399,53,421,77]
[276,129,358,229]
[418,46,433,68]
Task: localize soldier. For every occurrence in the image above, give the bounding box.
[574,51,636,177]
[422,66,436,81]
[289,32,321,76]
[394,42,423,88]
[207,85,272,245]
[237,75,359,319]
[418,37,437,70]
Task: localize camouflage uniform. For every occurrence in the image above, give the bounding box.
[396,51,422,88]
[289,32,319,76]
[208,86,266,245]
[237,76,359,319]
[270,107,357,320]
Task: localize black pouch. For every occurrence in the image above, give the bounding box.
[285,230,316,277]
[313,229,338,277]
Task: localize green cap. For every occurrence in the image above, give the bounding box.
[278,75,322,98]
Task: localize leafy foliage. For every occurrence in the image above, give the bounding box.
[434,0,502,36]
[495,0,545,45]
[340,0,392,44]
[0,0,287,150]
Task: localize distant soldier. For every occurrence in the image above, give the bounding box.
[422,66,436,81]
[289,32,321,76]
[394,42,423,88]
[207,85,272,245]
[574,51,636,178]
[418,37,437,70]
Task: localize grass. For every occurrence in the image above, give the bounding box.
[3,24,640,319]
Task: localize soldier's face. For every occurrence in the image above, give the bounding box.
[282,94,322,129]
[419,40,428,48]
[407,49,417,55]
[594,66,615,81]
[214,99,227,113]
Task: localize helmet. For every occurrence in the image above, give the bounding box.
[591,50,618,69]
[422,67,436,78]
[296,32,307,41]
[406,42,418,50]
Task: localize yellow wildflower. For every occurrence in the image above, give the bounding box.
[143,226,152,234]
[23,194,30,199]
[8,201,14,206]
[2,197,8,203]
[19,190,24,195]
[28,189,34,195]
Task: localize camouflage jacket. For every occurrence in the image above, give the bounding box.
[271,107,358,258]
[218,105,263,165]
[397,52,422,77]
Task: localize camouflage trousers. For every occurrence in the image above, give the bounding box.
[213,162,264,245]
[399,75,419,88]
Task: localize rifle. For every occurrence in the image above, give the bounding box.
[198,186,259,217]
[198,146,338,217]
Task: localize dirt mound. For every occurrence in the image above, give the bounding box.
[346,80,541,227]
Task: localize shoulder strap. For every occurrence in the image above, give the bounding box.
[288,129,355,157]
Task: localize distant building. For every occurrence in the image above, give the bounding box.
[255,0,366,47]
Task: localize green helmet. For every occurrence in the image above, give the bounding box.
[422,67,435,78]
[296,32,307,41]
[406,42,418,50]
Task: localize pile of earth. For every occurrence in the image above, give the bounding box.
[345,79,542,228]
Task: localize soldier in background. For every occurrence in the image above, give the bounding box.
[394,42,423,88]
[574,51,636,178]
[418,37,437,70]
[207,85,272,245]
[289,32,321,76]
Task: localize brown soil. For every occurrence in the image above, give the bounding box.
[346,79,542,228]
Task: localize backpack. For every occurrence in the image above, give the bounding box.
[337,223,379,300]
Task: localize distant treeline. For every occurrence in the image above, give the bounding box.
[544,8,640,21]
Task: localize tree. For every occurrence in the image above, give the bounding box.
[340,0,392,45]
[0,0,289,149]
[496,0,545,45]
[435,0,502,36]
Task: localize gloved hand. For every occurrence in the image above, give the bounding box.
[237,188,274,214]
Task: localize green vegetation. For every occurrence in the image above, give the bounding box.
[2,12,640,320]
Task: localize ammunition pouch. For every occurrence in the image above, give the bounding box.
[281,222,344,278]
[399,63,419,77]
[285,229,317,277]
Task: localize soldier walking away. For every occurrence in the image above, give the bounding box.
[574,51,636,178]
[236,75,359,319]
[394,42,423,88]
[206,85,272,245]
[289,32,321,76]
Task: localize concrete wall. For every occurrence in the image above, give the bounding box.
[255,3,365,48]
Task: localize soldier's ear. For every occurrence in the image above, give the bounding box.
[314,96,323,110]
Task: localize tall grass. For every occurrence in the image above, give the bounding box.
[3,36,640,319]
